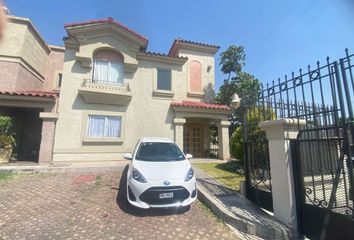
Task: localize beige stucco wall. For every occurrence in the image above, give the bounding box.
[44,48,64,90]
[177,48,216,103]
[0,17,63,91]
[0,17,49,79]
[53,31,219,162]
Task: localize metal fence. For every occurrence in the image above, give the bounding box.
[243,49,354,239]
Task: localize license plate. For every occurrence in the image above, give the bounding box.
[159,192,174,199]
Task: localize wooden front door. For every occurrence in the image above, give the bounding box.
[183,124,204,158]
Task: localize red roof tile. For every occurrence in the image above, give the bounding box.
[168,38,220,56]
[142,51,188,60]
[171,101,230,111]
[0,90,58,98]
[64,17,148,43]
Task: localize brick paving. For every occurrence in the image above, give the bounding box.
[0,170,238,240]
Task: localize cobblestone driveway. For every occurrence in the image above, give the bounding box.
[0,169,237,240]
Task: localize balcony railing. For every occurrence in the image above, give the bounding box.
[78,79,132,105]
[81,78,130,91]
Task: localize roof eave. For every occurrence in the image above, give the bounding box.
[64,19,148,50]
[168,40,220,57]
[172,105,231,115]
[137,52,188,65]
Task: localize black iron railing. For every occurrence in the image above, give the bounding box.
[243,49,354,239]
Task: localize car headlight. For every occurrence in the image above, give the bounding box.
[184,167,194,182]
[132,168,147,183]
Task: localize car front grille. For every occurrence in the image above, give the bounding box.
[139,186,190,205]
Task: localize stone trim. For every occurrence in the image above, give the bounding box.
[187,91,204,98]
[173,118,186,125]
[39,112,58,120]
[152,89,174,98]
[259,118,306,140]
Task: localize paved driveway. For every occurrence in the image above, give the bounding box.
[0,168,237,240]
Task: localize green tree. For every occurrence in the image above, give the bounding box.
[230,107,275,162]
[215,45,262,163]
[230,126,243,160]
[215,45,261,120]
[219,45,245,80]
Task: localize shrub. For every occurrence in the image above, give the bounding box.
[0,116,13,135]
[0,135,15,148]
[230,126,243,162]
[0,116,15,149]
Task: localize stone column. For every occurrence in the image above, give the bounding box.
[259,118,305,235]
[38,112,58,164]
[174,118,186,151]
[217,120,231,160]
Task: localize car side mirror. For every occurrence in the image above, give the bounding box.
[123,153,133,160]
[185,154,193,159]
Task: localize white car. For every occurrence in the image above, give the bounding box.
[124,137,197,209]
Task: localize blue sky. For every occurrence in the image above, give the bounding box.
[4,0,354,91]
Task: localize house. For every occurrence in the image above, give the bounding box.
[0,15,63,164]
[0,14,231,164]
[53,17,231,163]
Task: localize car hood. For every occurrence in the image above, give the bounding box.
[132,159,191,181]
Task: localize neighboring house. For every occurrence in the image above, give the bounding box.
[0,16,64,164]
[0,14,231,164]
[53,17,231,163]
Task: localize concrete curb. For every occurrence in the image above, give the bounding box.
[0,164,126,174]
[197,182,291,240]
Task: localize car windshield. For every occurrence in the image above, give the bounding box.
[135,142,185,161]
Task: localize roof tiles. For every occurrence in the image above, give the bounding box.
[0,90,58,98]
[171,101,230,111]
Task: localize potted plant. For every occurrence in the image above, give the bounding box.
[0,116,15,164]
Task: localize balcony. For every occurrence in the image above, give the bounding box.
[78,79,132,105]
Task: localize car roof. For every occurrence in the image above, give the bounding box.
[140,137,174,143]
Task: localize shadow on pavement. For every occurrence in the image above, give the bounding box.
[116,165,190,217]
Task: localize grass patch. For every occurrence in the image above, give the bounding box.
[196,201,223,223]
[0,172,19,181]
[193,161,244,191]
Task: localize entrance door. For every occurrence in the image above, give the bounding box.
[183,124,204,158]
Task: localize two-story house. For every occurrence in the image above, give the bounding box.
[0,15,63,164]
[53,18,231,163]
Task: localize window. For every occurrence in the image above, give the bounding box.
[135,142,185,162]
[157,69,172,91]
[93,50,124,85]
[87,115,121,138]
[57,73,63,88]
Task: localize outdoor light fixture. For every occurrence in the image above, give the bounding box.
[231,93,241,109]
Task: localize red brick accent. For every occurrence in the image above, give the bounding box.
[44,49,64,90]
[72,174,97,185]
[189,61,202,92]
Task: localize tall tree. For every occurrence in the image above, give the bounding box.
[219,45,245,80]
[215,45,261,131]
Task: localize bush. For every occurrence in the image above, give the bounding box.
[0,116,13,135]
[0,116,15,149]
[230,126,243,162]
[0,135,15,148]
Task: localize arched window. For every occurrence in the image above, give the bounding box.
[189,60,202,92]
[93,50,124,85]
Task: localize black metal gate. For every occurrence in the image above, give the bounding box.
[243,49,354,239]
[244,106,273,211]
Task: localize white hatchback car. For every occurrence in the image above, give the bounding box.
[124,137,197,209]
